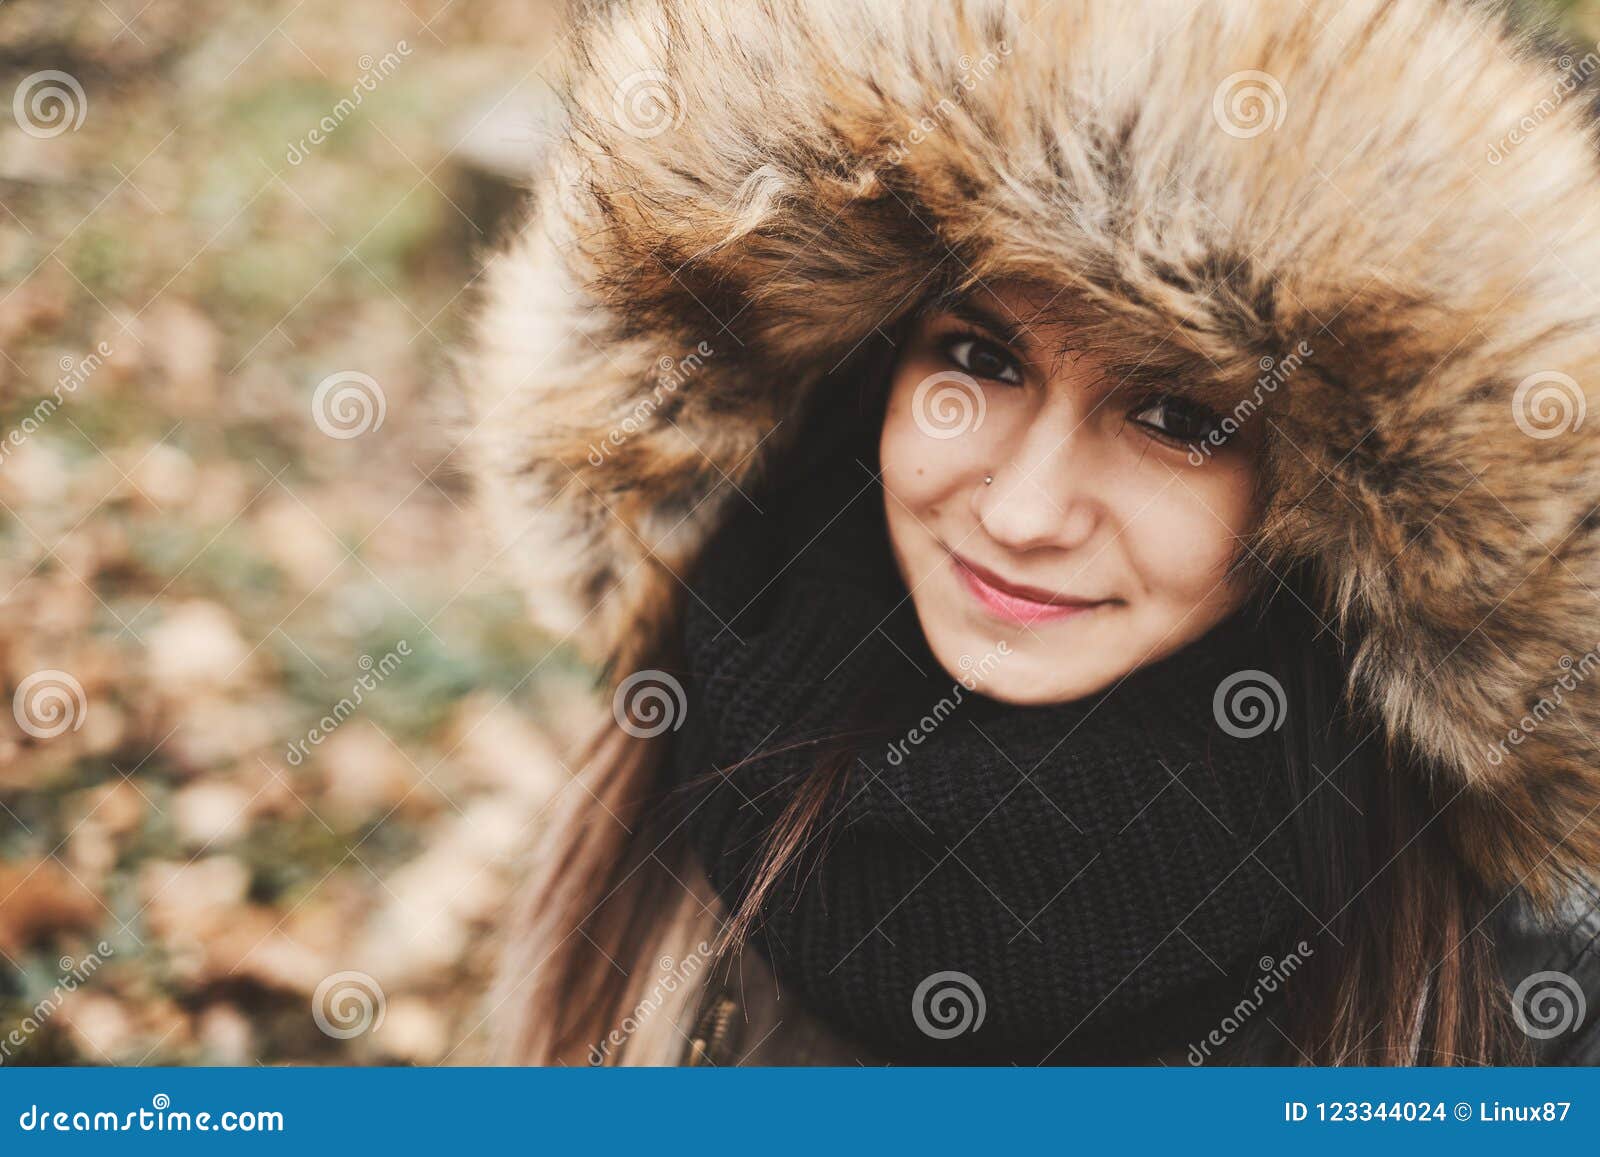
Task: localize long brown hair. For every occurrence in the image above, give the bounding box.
[1262,579,1532,1064]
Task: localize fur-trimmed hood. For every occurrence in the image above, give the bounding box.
[462,0,1600,911]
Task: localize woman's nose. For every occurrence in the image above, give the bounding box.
[971,411,1102,552]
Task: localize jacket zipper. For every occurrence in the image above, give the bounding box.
[685,990,739,1066]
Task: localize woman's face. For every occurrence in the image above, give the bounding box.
[879,281,1263,705]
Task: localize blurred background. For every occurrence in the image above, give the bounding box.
[0,0,1596,1066]
[0,0,600,1066]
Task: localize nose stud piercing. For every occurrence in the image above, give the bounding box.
[983,474,993,485]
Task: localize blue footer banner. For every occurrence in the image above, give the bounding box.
[0,1067,1595,1153]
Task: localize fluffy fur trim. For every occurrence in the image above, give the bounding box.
[460,0,1600,907]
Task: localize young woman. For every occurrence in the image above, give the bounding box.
[463,0,1600,1065]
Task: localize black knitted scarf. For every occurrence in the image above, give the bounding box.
[665,430,1305,1064]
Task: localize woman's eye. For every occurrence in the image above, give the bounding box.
[944,335,1023,385]
[1130,396,1222,444]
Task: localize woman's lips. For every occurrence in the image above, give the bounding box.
[951,553,1109,625]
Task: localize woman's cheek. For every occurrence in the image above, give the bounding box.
[878,391,924,502]
[880,371,1003,506]
[1122,469,1252,600]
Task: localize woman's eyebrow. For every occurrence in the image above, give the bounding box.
[926,292,1030,351]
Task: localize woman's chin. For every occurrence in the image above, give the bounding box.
[930,646,1121,708]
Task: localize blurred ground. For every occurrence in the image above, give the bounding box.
[0,0,604,1065]
[1,0,1598,1067]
